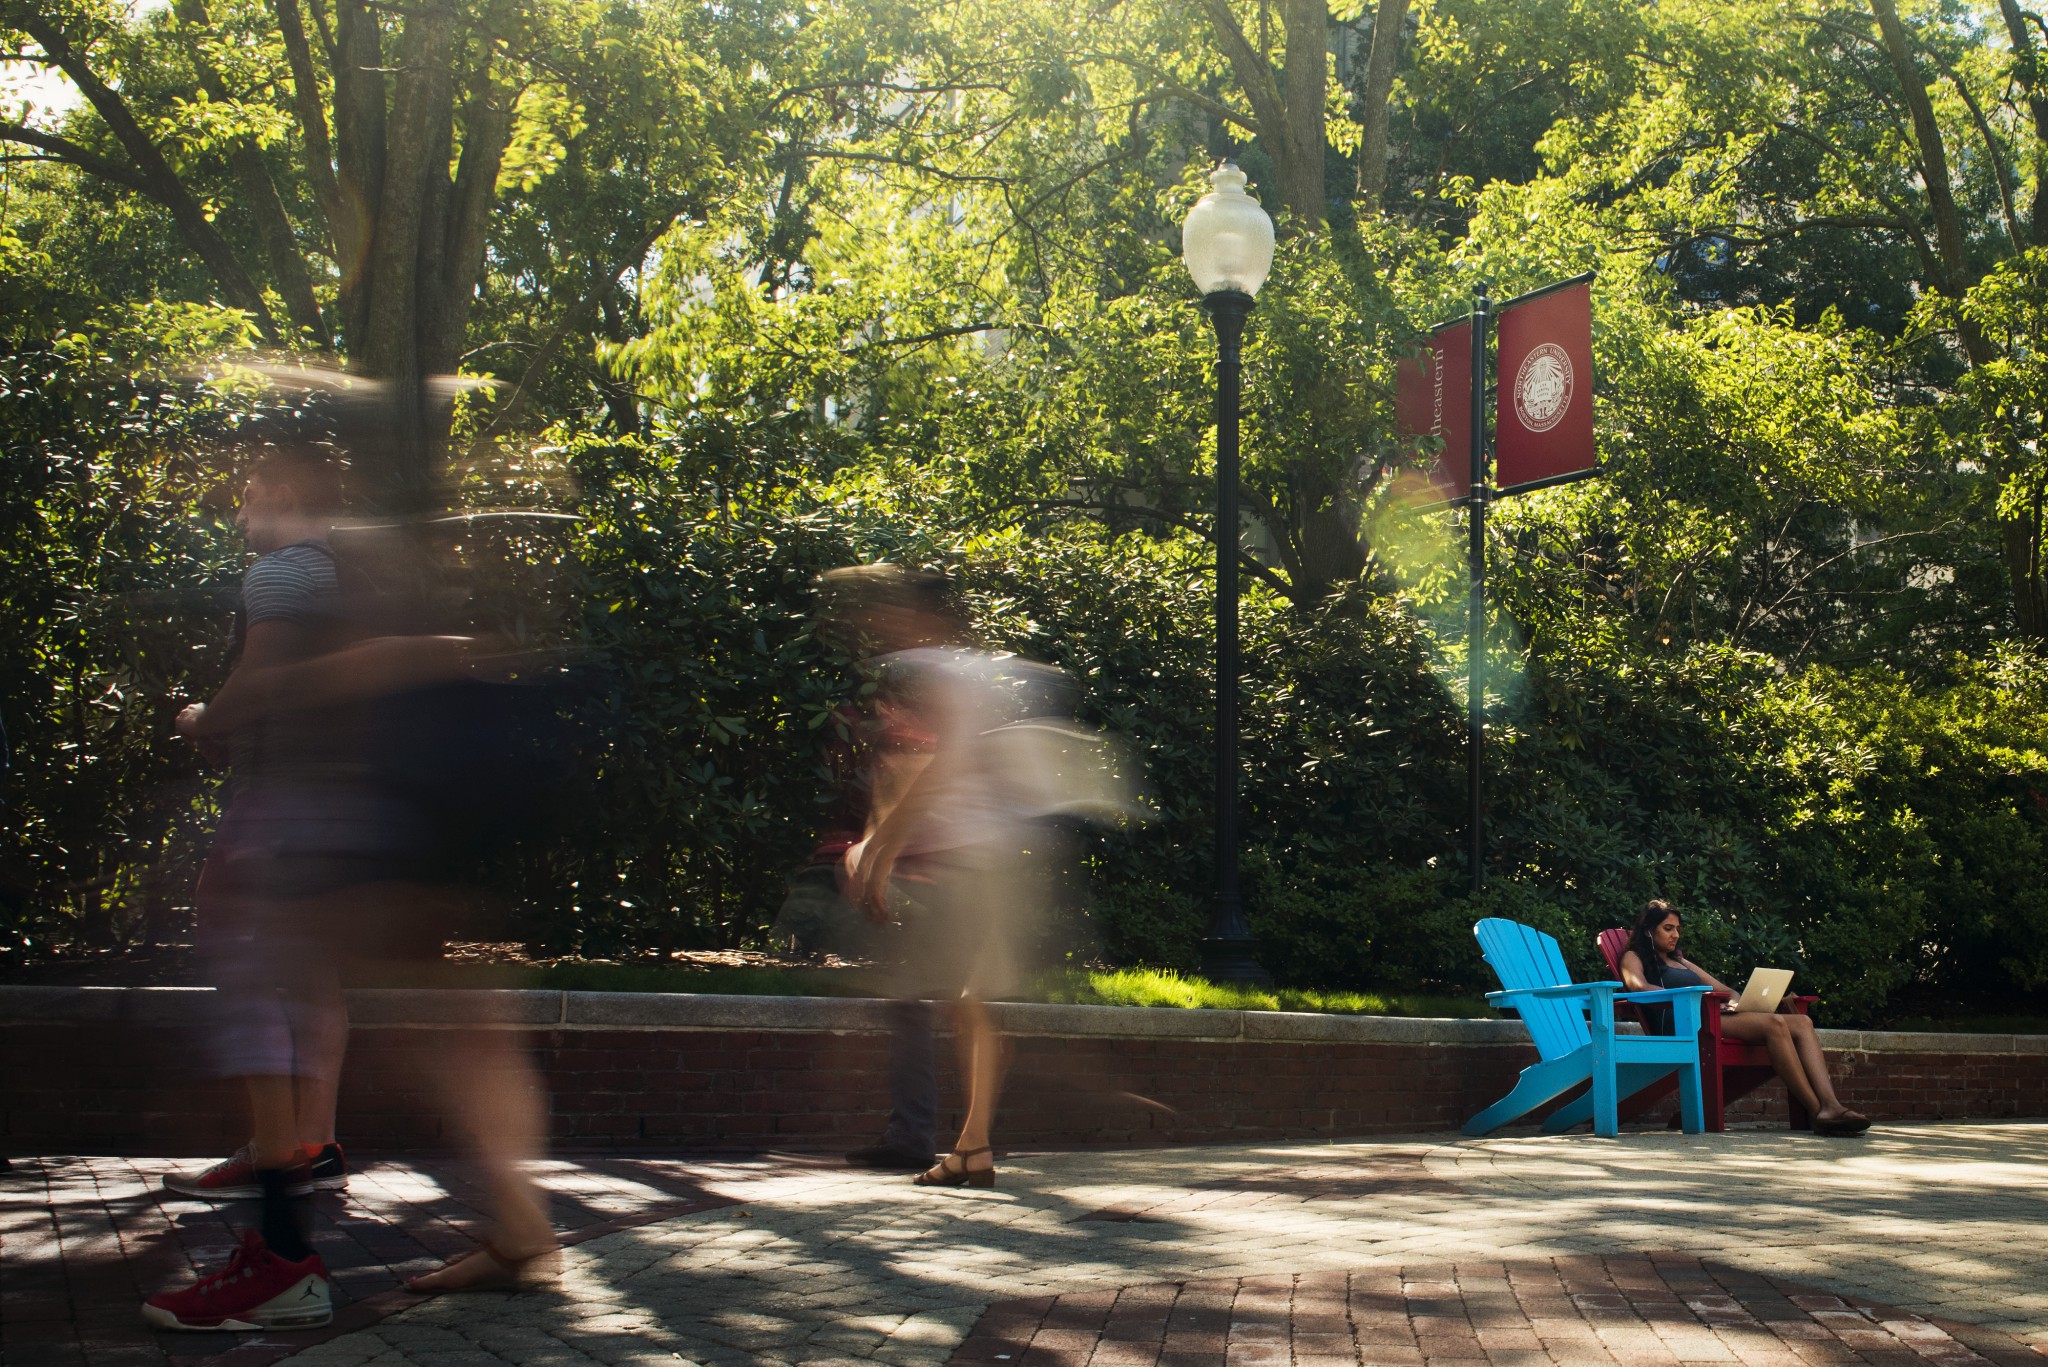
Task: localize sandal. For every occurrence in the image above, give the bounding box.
[405,1240,557,1294]
[914,1146,995,1189]
[1812,1115,1871,1138]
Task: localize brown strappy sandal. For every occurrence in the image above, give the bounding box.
[914,1146,995,1189]
[405,1240,558,1294]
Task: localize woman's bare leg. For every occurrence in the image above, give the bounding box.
[292,971,348,1152]
[926,996,1000,1177]
[1719,1013,1825,1117]
[394,892,556,1293]
[1786,1015,1862,1120]
[405,1022,555,1290]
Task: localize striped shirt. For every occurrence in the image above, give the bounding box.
[242,541,339,626]
[230,540,348,789]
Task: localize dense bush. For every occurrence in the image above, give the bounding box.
[5,272,2045,1025]
[0,312,251,957]
[476,433,2048,1024]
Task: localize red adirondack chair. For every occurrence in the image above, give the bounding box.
[1596,928,1820,1133]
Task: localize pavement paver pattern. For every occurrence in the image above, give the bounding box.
[2,1124,2042,1367]
[0,1153,779,1367]
[947,1259,2039,1366]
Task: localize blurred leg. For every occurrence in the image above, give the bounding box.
[880,998,937,1156]
[438,1026,551,1241]
[244,1075,301,1169]
[949,995,1001,1168]
[284,954,349,1151]
[402,930,554,1293]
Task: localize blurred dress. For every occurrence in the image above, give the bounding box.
[879,647,1130,1000]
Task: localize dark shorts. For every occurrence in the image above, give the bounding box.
[209,781,423,903]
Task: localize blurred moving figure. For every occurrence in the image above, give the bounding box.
[828,565,1137,1189]
[146,396,572,1328]
[150,444,363,1329]
[773,691,940,1172]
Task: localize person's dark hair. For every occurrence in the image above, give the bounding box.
[246,448,346,517]
[1627,899,1680,986]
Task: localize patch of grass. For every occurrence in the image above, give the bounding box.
[1037,967,1490,1018]
[380,960,1491,1016]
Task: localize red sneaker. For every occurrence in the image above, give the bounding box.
[163,1146,318,1200]
[142,1230,332,1331]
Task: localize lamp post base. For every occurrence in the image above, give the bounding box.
[1200,888,1271,987]
[1200,937,1274,987]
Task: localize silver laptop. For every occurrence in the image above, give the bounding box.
[1728,967,1795,1014]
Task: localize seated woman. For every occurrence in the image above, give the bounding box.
[1618,900,1870,1137]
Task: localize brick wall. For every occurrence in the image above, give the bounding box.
[2,988,2042,1157]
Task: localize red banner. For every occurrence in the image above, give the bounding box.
[1393,320,1472,503]
[1494,279,1595,491]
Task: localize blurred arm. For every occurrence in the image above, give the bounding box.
[177,620,309,739]
[182,634,479,738]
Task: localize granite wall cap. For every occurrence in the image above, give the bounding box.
[344,988,564,1026]
[1818,1028,2029,1055]
[0,985,217,1023]
[562,991,895,1033]
[1241,1011,1530,1046]
[3,985,2044,1056]
[991,1001,1248,1039]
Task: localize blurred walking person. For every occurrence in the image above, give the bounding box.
[146,385,572,1326]
[828,566,1133,1188]
[169,519,573,1298]
[772,692,940,1173]
[148,443,362,1329]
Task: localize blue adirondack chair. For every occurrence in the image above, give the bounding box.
[1465,917,1710,1138]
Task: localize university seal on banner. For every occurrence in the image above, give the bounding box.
[1513,342,1573,433]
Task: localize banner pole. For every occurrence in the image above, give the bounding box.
[1468,287,1490,896]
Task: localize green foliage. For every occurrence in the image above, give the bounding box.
[8,0,2048,1034]
[1038,967,1488,1017]
[0,236,254,957]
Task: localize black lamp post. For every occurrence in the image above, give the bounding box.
[1182,160,1275,986]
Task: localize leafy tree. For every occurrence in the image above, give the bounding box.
[2,0,841,505]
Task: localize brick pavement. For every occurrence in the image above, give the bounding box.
[1074,1151,1456,1223]
[3,1126,2045,1367]
[946,1260,2045,1366]
[0,1152,829,1367]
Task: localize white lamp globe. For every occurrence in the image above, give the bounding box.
[1181,160,1276,298]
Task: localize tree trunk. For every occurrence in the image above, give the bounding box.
[1997,0,2048,238]
[1354,0,1411,210]
[13,10,281,340]
[1197,0,1328,225]
[1872,0,2048,638]
[428,72,516,373]
[2005,493,2047,638]
[173,0,330,345]
[1277,0,1329,226]
[7,0,573,513]
[272,0,343,259]
[1871,0,1970,293]
[353,1,459,511]
[329,0,390,356]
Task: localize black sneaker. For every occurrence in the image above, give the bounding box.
[306,1143,348,1193]
[844,1141,937,1171]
